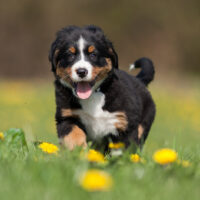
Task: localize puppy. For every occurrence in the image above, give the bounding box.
[49,25,156,151]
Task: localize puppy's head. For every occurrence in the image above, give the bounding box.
[49,25,118,99]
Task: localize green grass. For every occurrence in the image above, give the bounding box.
[0,80,200,200]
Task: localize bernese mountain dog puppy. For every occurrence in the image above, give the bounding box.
[49,25,156,152]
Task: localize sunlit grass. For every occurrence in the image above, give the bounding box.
[0,81,56,142]
[0,80,200,200]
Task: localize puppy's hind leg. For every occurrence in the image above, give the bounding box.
[138,100,156,146]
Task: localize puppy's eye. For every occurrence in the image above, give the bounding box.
[89,52,97,60]
[68,54,75,62]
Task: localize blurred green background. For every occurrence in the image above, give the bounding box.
[0,81,199,151]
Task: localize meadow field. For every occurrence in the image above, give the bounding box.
[0,80,200,200]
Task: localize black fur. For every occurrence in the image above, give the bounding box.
[134,57,155,86]
[49,25,156,151]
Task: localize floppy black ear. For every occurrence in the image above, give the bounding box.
[48,40,59,73]
[108,45,118,69]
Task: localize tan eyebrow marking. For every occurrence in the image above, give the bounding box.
[88,45,95,53]
[69,46,76,54]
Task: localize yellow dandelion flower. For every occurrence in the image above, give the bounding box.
[38,142,59,154]
[0,132,4,140]
[79,169,113,191]
[177,159,191,167]
[108,142,125,149]
[153,148,178,165]
[86,149,106,164]
[130,154,141,163]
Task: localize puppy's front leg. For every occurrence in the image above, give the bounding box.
[57,121,87,151]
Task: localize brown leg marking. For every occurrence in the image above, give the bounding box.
[138,124,144,139]
[115,112,128,131]
[61,126,87,151]
[62,108,76,118]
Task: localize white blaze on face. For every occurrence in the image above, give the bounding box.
[71,37,92,82]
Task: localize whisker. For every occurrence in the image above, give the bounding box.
[62,72,70,80]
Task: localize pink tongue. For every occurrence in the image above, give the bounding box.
[76,82,92,99]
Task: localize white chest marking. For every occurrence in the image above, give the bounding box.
[74,92,119,141]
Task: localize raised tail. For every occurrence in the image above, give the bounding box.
[130,57,155,86]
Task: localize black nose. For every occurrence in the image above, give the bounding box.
[76,68,88,78]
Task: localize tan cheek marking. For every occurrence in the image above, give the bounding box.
[105,58,112,69]
[88,45,95,53]
[115,112,128,131]
[61,108,78,118]
[56,67,72,84]
[138,124,144,139]
[92,58,112,81]
[69,46,76,54]
[61,126,87,151]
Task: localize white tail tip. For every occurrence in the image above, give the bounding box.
[129,64,135,71]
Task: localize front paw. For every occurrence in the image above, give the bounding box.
[61,126,87,151]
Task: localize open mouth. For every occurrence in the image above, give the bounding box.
[73,81,95,99]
